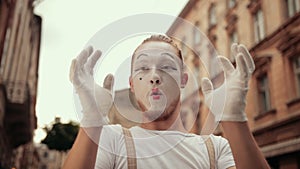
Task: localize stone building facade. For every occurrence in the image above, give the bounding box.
[166,0,300,168]
[0,0,41,168]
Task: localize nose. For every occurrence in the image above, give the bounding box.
[150,79,160,84]
[149,70,161,85]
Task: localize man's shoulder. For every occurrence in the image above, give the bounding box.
[101,124,123,137]
[209,134,228,141]
[203,134,230,146]
[103,124,122,130]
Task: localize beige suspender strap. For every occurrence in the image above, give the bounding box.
[122,127,137,169]
[204,137,216,169]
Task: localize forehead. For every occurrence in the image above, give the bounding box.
[133,41,180,62]
[136,41,178,52]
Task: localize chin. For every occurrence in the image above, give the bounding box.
[139,97,180,122]
[144,109,169,122]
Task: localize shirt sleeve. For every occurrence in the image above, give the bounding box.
[211,135,236,169]
[94,124,122,169]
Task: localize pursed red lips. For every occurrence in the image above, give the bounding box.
[150,88,162,100]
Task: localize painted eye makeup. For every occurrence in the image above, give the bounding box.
[134,66,150,72]
[160,65,177,70]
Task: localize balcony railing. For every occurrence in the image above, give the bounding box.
[2,80,33,148]
[5,80,29,104]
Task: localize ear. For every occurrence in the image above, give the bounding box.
[181,73,188,88]
[129,76,135,93]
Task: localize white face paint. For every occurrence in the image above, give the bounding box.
[130,41,186,121]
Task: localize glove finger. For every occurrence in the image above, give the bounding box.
[231,43,239,60]
[218,56,234,77]
[69,59,77,83]
[238,44,255,73]
[103,74,114,92]
[77,48,90,68]
[201,77,213,97]
[86,46,93,56]
[236,53,249,79]
[86,50,102,74]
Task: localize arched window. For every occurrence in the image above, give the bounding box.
[208,4,217,27]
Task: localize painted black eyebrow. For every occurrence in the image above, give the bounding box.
[136,52,176,62]
[161,53,175,59]
[136,53,148,60]
[162,52,184,69]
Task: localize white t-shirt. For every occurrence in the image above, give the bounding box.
[95,124,235,169]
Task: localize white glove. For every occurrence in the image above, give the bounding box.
[201,43,255,122]
[69,46,114,127]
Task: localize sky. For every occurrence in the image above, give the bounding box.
[33,0,188,143]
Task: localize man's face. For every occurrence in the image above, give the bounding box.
[130,41,187,121]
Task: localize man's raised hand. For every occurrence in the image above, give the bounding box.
[70,46,114,127]
[201,43,255,122]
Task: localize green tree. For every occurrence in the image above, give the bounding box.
[42,119,79,151]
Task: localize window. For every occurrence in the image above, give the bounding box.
[292,55,300,96]
[252,56,272,118]
[181,37,187,57]
[0,28,11,75]
[43,152,48,158]
[228,0,236,9]
[208,44,220,79]
[193,21,201,46]
[209,4,217,27]
[193,65,201,84]
[286,0,300,18]
[257,74,271,113]
[229,31,238,62]
[253,9,265,43]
